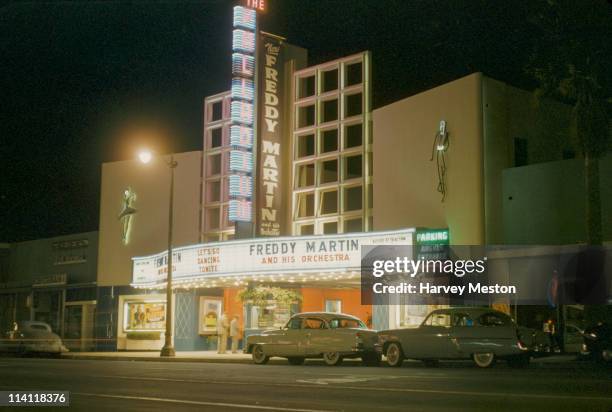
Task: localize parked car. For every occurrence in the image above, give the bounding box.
[0,321,68,355]
[244,312,381,366]
[581,322,611,363]
[378,307,530,368]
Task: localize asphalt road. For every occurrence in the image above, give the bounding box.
[0,357,610,412]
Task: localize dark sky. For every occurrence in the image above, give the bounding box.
[1,0,609,242]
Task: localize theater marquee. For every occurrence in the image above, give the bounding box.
[131,229,414,288]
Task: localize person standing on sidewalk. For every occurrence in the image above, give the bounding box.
[217,312,229,354]
[230,315,241,354]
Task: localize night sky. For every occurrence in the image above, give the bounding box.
[1,0,610,242]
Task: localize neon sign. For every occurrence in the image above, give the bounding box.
[228,5,257,222]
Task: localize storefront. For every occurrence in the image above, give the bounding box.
[123,229,415,351]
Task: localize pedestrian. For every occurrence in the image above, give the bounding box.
[230,315,241,354]
[217,312,229,354]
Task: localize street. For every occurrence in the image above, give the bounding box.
[0,357,610,411]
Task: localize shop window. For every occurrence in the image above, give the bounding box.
[123,301,166,332]
[323,221,338,234]
[298,224,314,235]
[344,218,362,233]
[211,101,223,121]
[345,93,362,118]
[320,190,338,215]
[321,129,338,153]
[344,155,362,180]
[207,180,221,203]
[248,301,294,329]
[207,153,222,176]
[322,68,338,92]
[295,163,315,188]
[210,127,223,148]
[344,186,362,212]
[345,61,362,87]
[297,133,315,158]
[206,207,220,230]
[298,75,315,99]
[321,99,338,123]
[295,192,314,218]
[297,104,315,128]
[345,123,362,148]
[325,299,342,313]
[319,159,338,184]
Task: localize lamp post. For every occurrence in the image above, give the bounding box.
[139,150,177,357]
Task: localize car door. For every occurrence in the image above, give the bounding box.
[302,317,331,356]
[268,316,304,356]
[416,311,458,359]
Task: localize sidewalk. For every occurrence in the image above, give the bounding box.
[62,350,257,363]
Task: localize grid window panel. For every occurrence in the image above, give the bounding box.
[206,208,221,230]
[298,224,315,235]
[298,75,315,99]
[207,153,222,176]
[320,190,338,215]
[345,123,362,149]
[322,221,338,234]
[297,104,315,128]
[343,154,362,180]
[211,101,223,121]
[345,62,363,87]
[321,99,338,123]
[322,69,338,93]
[295,192,315,218]
[344,185,363,212]
[319,159,338,184]
[345,93,363,118]
[297,133,315,158]
[207,180,221,203]
[344,217,363,233]
[210,127,223,149]
[295,163,315,188]
[321,129,338,153]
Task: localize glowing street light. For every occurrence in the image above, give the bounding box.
[138,149,177,357]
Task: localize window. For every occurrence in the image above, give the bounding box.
[298,224,314,235]
[206,208,220,230]
[295,192,314,218]
[207,153,221,176]
[320,159,338,184]
[321,99,338,123]
[286,317,302,330]
[298,75,315,98]
[325,299,342,313]
[211,101,223,121]
[423,312,451,327]
[210,127,222,148]
[344,218,362,233]
[297,134,315,158]
[344,186,362,212]
[329,318,366,329]
[345,123,362,148]
[453,313,474,327]
[298,104,315,128]
[344,155,362,180]
[207,181,221,202]
[295,163,315,187]
[345,93,362,117]
[323,221,338,234]
[478,312,511,327]
[322,69,338,92]
[123,302,166,332]
[320,190,338,215]
[321,129,338,153]
[345,61,362,87]
[304,318,327,329]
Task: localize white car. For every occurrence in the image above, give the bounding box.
[245,312,381,366]
[378,308,530,368]
[1,321,68,355]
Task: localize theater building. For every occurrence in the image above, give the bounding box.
[94,2,595,351]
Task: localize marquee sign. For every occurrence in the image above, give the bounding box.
[132,229,415,288]
[228,5,258,222]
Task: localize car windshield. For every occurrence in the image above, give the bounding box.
[329,318,366,329]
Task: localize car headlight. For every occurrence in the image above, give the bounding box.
[586,332,597,339]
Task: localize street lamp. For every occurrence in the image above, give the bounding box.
[139,150,177,357]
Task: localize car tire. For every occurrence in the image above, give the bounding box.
[507,355,530,368]
[385,342,404,367]
[287,357,305,365]
[252,345,269,365]
[361,353,381,367]
[472,352,496,368]
[423,359,439,368]
[323,352,343,366]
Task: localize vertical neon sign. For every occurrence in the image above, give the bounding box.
[228,5,257,222]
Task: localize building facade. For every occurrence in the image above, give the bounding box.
[0,232,98,351]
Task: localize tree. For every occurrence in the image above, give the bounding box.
[527,0,611,245]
